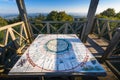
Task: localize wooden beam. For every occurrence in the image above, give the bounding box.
[16,0,33,43]
[80,22,86,40]
[90,18,97,34]
[82,0,99,42]
[8,28,20,49]
[0,22,23,31]
[101,28,120,62]
[105,60,120,79]
[46,22,50,34]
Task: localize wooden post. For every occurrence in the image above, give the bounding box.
[99,21,107,38]
[80,22,87,41]
[82,0,99,42]
[101,28,120,62]
[96,19,101,36]
[90,18,97,34]
[46,22,50,34]
[106,21,112,40]
[64,23,68,34]
[16,0,33,43]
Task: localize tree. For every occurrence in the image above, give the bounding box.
[46,11,73,21]
[34,14,46,21]
[7,15,22,24]
[46,11,58,21]
[0,17,8,27]
[0,17,8,43]
[100,8,115,17]
[57,11,73,21]
[115,12,120,19]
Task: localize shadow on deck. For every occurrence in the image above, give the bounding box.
[85,34,118,80]
[0,34,119,80]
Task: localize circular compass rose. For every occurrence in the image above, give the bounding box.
[45,39,70,53]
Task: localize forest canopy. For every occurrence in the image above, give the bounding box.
[96,8,120,20]
[46,11,73,21]
[0,17,8,27]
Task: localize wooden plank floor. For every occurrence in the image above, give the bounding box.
[85,34,108,55]
[0,34,119,80]
[85,34,118,80]
[88,34,108,50]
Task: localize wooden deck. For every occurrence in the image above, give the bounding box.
[85,34,108,55]
[85,34,118,80]
[0,34,119,80]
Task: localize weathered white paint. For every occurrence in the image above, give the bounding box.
[9,34,106,76]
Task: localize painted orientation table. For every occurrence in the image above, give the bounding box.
[9,34,106,76]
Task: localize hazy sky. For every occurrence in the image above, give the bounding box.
[0,0,120,14]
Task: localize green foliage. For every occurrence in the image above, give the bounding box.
[0,17,8,27]
[30,11,74,34]
[95,8,120,39]
[7,15,21,24]
[95,8,120,32]
[115,12,120,19]
[96,8,120,20]
[57,11,73,21]
[30,14,46,21]
[0,31,4,43]
[0,17,8,43]
[96,14,108,18]
[46,11,58,21]
[95,8,120,55]
[100,8,115,17]
[30,14,46,33]
[30,11,73,22]
[46,11,73,21]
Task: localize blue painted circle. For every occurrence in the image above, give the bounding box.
[45,39,70,53]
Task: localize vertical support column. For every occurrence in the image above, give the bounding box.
[101,28,120,62]
[80,22,87,40]
[90,18,97,34]
[64,23,68,34]
[46,22,50,34]
[16,0,33,43]
[82,0,99,42]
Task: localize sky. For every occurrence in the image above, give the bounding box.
[0,0,120,15]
